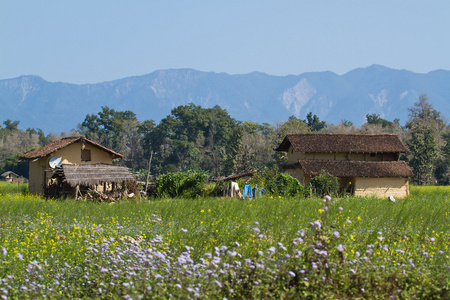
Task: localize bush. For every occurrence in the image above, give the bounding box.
[249,165,279,190]
[265,173,304,197]
[308,170,339,196]
[156,171,208,198]
[211,180,227,197]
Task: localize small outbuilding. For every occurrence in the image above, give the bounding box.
[20,137,134,198]
[211,170,257,183]
[275,133,414,198]
[1,171,20,182]
[48,163,136,199]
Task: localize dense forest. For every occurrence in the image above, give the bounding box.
[1,95,449,185]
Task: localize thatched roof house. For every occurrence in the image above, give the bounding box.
[275,133,413,198]
[20,137,133,197]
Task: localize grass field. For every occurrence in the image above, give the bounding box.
[0,182,449,299]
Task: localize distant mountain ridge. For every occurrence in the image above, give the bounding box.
[1,65,449,133]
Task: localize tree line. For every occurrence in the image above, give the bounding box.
[1,94,448,185]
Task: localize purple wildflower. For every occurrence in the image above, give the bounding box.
[313,221,321,229]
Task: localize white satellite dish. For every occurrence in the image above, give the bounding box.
[49,157,62,168]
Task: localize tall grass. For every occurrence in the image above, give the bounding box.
[0,181,28,194]
[0,185,449,298]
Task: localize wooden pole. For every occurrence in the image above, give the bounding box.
[75,185,80,200]
[145,150,154,195]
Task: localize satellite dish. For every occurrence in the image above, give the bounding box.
[49,157,62,168]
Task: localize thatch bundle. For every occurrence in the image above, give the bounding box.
[62,164,135,188]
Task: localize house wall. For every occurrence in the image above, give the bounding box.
[287,146,306,163]
[28,159,48,195]
[57,141,113,165]
[286,168,306,185]
[353,177,409,198]
[28,141,114,195]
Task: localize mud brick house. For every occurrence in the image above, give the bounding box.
[275,133,413,198]
[20,137,134,198]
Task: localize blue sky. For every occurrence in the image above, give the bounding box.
[1,1,449,84]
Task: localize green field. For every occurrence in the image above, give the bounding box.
[0,182,449,299]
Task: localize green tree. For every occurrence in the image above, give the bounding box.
[306,112,326,132]
[408,125,438,184]
[406,95,444,185]
[366,113,394,128]
[78,106,152,170]
[151,104,241,176]
[0,121,40,177]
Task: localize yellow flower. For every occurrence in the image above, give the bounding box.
[200,210,204,213]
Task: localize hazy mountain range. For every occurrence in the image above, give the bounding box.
[1,64,449,133]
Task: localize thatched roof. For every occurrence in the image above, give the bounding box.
[61,164,135,187]
[20,137,123,160]
[212,170,257,182]
[275,133,408,153]
[298,160,413,178]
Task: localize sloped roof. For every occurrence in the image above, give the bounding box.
[275,133,408,153]
[61,164,134,187]
[298,160,413,178]
[20,137,123,160]
[212,170,257,182]
[1,171,19,178]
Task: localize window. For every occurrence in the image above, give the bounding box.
[81,149,91,161]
